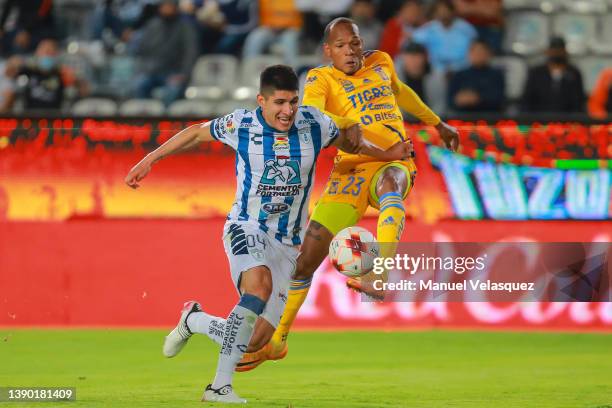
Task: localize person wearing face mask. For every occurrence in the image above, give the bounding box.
[521,37,585,114]
[12,39,85,112]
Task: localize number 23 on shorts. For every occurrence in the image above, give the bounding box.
[327,175,365,196]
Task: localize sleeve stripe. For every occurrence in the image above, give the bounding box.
[208,119,221,141]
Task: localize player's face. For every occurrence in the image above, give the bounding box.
[324,23,364,76]
[257,90,299,132]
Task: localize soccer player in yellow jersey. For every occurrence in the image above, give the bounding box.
[237,17,459,371]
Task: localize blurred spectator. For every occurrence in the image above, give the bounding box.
[0,0,56,56]
[379,0,424,59]
[0,56,22,112]
[90,0,161,48]
[448,39,504,112]
[396,42,430,102]
[453,0,503,54]
[588,68,612,119]
[521,37,585,114]
[295,0,352,50]
[132,0,198,105]
[243,0,302,65]
[214,0,258,55]
[349,0,382,50]
[8,39,87,111]
[412,0,477,73]
[395,42,446,114]
[180,0,224,54]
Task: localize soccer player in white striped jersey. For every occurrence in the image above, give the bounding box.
[125,65,412,403]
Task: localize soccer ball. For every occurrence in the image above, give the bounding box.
[328,226,380,277]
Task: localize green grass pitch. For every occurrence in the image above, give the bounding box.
[0,329,611,407]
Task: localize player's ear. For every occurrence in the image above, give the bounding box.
[256,93,266,109]
[323,43,331,60]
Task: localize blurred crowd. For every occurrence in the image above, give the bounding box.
[0,0,610,118]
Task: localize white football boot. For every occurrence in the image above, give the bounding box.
[202,384,247,404]
[162,300,201,358]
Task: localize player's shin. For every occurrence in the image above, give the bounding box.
[212,294,266,388]
[270,277,312,349]
[374,192,406,282]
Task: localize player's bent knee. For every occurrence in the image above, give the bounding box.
[376,167,408,196]
[240,265,273,301]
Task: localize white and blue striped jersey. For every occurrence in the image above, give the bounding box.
[208,106,340,246]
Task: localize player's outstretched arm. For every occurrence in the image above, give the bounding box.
[334,123,414,161]
[124,122,214,189]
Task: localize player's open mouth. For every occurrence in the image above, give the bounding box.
[278,117,291,126]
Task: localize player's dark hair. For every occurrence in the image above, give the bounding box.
[259,65,299,95]
[323,17,359,43]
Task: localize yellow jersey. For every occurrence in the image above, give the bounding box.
[302,50,440,162]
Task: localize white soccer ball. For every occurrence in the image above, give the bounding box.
[329,226,380,278]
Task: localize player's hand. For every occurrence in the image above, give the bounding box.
[436,121,459,152]
[344,123,363,152]
[385,140,414,161]
[125,158,153,189]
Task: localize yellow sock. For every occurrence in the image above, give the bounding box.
[376,191,406,270]
[270,277,312,348]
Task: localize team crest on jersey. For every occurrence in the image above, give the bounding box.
[373,66,389,81]
[224,114,235,133]
[340,79,355,92]
[298,128,310,143]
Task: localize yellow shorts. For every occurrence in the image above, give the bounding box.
[310,158,417,235]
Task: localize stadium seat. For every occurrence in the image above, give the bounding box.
[187,55,239,100]
[119,99,165,116]
[590,14,612,54]
[491,56,528,100]
[553,14,597,55]
[240,56,284,89]
[576,56,612,92]
[503,12,550,55]
[71,98,118,116]
[100,56,137,99]
[503,0,539,10]
[167,99,217,117]
[539,0,565,13]
[563,0,608,13]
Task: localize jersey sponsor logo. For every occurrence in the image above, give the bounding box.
[262,202,290,214]
[305,75,318,84]
[257,158,303,197]
[297,118,317,125]
[373,65,390,81]
[360,111,401,125]
[340,79,355,92]
[360,102,394,112]
[348,85,393,108]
